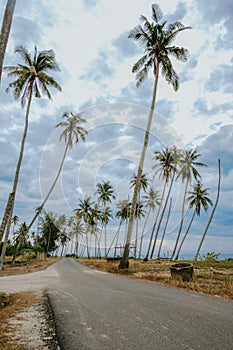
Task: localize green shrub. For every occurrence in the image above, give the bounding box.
[199,252,220,262]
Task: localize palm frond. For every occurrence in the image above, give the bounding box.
[166,46,189,62]
[151,3,163,23]
[165,25,192,45]
[132,54,148,73]
[15,46,32,66]
[160,56,179,91]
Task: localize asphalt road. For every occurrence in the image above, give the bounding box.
[46,258,233,350]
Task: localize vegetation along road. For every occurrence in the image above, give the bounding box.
[1,258,233,349]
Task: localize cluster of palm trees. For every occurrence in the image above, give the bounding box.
[56,146,215,261]
[0,3,221,268]
[0,45,87,269]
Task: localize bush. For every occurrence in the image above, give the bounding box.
[6,244,16,256]
[33,245,44,253]
[199,252,220,262]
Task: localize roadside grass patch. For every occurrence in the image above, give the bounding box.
[79,258,233,301]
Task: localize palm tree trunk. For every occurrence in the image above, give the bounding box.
[144,181,166,261]
[175,210,195,260]
[107,219,122,257]
[27,142,69,233]
[194,159,221,261]
[0,192,14,243]
[119,66,159,269]
[170,177,189,260]
[157,197,173,258]
[0,89,32,258]
[0,0,16,85]
[150,172,175,259]
[134,206,139,259]
[139,207,151,259]
[0,203,13,269]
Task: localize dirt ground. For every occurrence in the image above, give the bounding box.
[0,257,60,350]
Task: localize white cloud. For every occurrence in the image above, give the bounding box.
[0,0,232,255]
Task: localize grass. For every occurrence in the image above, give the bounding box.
[79,258,233,301]
[0,255,59,277]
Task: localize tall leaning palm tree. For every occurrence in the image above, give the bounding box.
[119,3,191,268]
[0,46,61,268]
[170,149,206,260]
[26,111,87,233]
[194,159,221,261]
[175,181,213,260]
[130,172,148,257]
[0,0,16,85]
[74,196,94,258]
[139,187,160,259]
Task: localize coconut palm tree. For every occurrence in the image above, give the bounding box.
[150,147,181,259]
[89,202,102,257]
[67,216,85,257]
[96,181,115,256]
[74,196,94,258]
[194,159,221,261]
[170,149,206,260]
[100,206,113,256]
[157,197,173,258]
[11,215,19,235]
[130,173,148,257]
[107,200,131,257]
[0,46,61,267]
[175,181,213,260]
[144,147,178,261]
[0,0,16,85]
[11,222,28,266]
[119,3,191,268]
[133,201,146,258]
[27,112,87,233]
[139,187,160,259]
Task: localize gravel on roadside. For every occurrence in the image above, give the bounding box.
[9,293,60,350]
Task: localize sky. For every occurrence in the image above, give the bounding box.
[0,0,232,258]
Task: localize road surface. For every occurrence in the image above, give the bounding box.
[1,258,233,350]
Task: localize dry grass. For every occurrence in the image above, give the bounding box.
[0,256,60,277]
[0,256,59,349]
[79,258,233,301]
[0,291,43,350]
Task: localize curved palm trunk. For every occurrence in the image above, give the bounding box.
[139,207,152,259]
[119,69,159,269]
[0,203,13,269]
[0,192,14,243]
[157,197,172,258]
[0,91,32,269]
[150,172,175,259]
[27,142,69,233]
[106,219,123,257]
[194,159,221,261]
[134,202,140,259]
[144,181,166,261]
[0,0,16,85]
[175,210,195,260]
[170,177,189,260]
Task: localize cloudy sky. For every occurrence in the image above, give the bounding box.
[0,0,232,257]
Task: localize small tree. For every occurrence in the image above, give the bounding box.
[38,213,60,255]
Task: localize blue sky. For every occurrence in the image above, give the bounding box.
[0,0,232,257]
